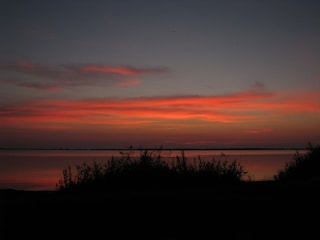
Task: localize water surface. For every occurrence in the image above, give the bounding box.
[0,149,304,190]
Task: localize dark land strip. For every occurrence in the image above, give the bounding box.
[1,181,319,240]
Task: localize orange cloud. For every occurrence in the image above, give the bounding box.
[81,66,143,75]
[117,79,141,87]
[1,89,319,129]
[245,128,273,134]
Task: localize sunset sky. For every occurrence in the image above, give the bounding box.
[1,0,320,149]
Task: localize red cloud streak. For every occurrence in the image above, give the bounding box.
[1,90,319,128]
[81,65,167,76]
[82,66,146,75]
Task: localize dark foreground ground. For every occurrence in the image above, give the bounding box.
[1,181,319,239]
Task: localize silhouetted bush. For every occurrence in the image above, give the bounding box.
[274,142,320,184]
[56,147,247,192]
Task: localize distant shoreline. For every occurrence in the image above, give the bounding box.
[0,147,305,151]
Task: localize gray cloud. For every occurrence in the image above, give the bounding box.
[0,61,169,90]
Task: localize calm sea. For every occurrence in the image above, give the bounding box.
[0,149,305,191]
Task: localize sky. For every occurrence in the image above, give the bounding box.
[1,0,320,149]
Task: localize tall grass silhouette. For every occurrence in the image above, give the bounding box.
[56,147,248,192]
[274,142,320,184]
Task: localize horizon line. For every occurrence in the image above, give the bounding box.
[0,146,306,151]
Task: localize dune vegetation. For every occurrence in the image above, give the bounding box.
[56,142,320,192]
[274,142,320,184]
[56,147,248,192]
